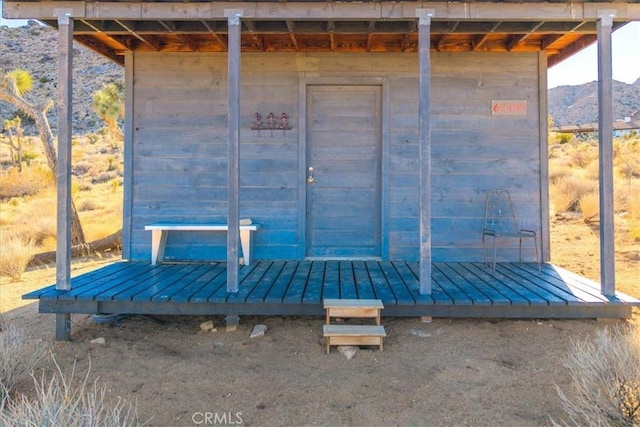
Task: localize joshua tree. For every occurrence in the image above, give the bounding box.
[0,68,86,246]
[2,116,24,171]
[93,81,124,140]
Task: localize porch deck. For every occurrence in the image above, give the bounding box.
[24,261,639,319]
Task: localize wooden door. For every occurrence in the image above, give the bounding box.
[306,85,382,258]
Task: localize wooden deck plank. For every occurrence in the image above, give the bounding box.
[150,264,213,302]
[501,263,600,305]
[246,261,286,302]
[167,263,227,302]
[393,262,441,304]
[340,261,359,299]
[264,261,299,303]
[365,262,398,304]
[130,264,201,301]
[445,263,512,305]
[208,264,260,303]
[464,263,552,305]
[496,263,580,305]
[22,261,639,322]
[322,261,340,300]
[378,262,416,305]
[352,261,376,299]
[283,261,312,303]
[227,262,272,303]
[426,264,474,305]
[519,263,614,303]
[188,264,230,303]
[303,261,327,304]
[436,263,493,305]
[93,264,177,300]
[543,264,639,303]
[39,262,146,300]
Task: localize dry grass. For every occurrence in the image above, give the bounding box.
[0,135,123,255]
[0,235,37,282]
[0,316,47,400]
[549,134,640,242]
[0,355,146,427]
[553,325,640,426]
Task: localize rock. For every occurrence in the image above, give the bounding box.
[90,337,106,345]
[409,328,431,338]
[337,345,358,359]
[200,320,215,331]
[250,324,268,338]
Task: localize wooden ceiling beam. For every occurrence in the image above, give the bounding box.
[201,20,227,49]
[114,19,162,50]
[472,21,501,51]
[507,21,544,51]
[286,20,299,50]
[6,1,640,21]
[548,33,596,67]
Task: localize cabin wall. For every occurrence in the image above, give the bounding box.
[127,51,542,262]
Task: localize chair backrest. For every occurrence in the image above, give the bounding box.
[483,190,519,236]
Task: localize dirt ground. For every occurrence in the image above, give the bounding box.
[1,217,638,427]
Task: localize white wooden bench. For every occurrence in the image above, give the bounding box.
[145,221,259,265]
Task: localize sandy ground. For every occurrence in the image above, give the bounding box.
[1,217,638,426]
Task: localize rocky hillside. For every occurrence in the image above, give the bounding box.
[0,22,123,135]
[1,22,638,133]
[549,78,640,126]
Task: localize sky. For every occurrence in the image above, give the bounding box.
[2,9,639,88]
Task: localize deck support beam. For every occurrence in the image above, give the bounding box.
[55,9,74,341]
[417,9,433,295]
[226,9,242,293]
[597,10,616,296]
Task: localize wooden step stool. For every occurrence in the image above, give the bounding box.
[323,299,386,354]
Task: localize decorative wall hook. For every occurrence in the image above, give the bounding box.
[251,111,292,137]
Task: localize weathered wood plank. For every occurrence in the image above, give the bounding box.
[321,260,340,300]
[246,261,287,302]
[169,263,227,303]
[302,261,326,303]
[264,261,299,303]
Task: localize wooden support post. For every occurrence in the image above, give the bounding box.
[55,9,74,341]
[225,314,240,332]
[226,9,242,293]
[122,51,134,259]
[417,9,433,295]
[597,10,616,296]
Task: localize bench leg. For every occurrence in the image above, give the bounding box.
[151,230,168,265]
[240,229,252,265]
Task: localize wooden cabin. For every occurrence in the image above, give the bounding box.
[4,0,639,339]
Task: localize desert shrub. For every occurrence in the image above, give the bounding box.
[0,357,146,427]
[548,160,573,185]
[553,326,640,427]
[0,317,46,400]
[0,235,36,282]
[578,192,600,223]
[550,176,597,212]
[569,143,597,168]
[91,171,118,184]
[0,165,54,199]
[73,160,95,176]
[79,199,101,211]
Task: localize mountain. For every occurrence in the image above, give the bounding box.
[549,78,640,126]
[0,22,123,134]
[1,22,639,133]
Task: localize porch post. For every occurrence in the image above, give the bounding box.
[597,10,616,296]
[54,9,74,340]
[226,9,242,293]
[417,9,434,295]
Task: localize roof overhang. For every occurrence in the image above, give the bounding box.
[4,1,639,66]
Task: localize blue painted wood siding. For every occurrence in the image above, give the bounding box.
[127,52,542,262]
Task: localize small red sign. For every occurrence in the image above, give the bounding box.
[491,100,527,116]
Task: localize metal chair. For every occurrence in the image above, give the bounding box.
[482,189,540,271]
